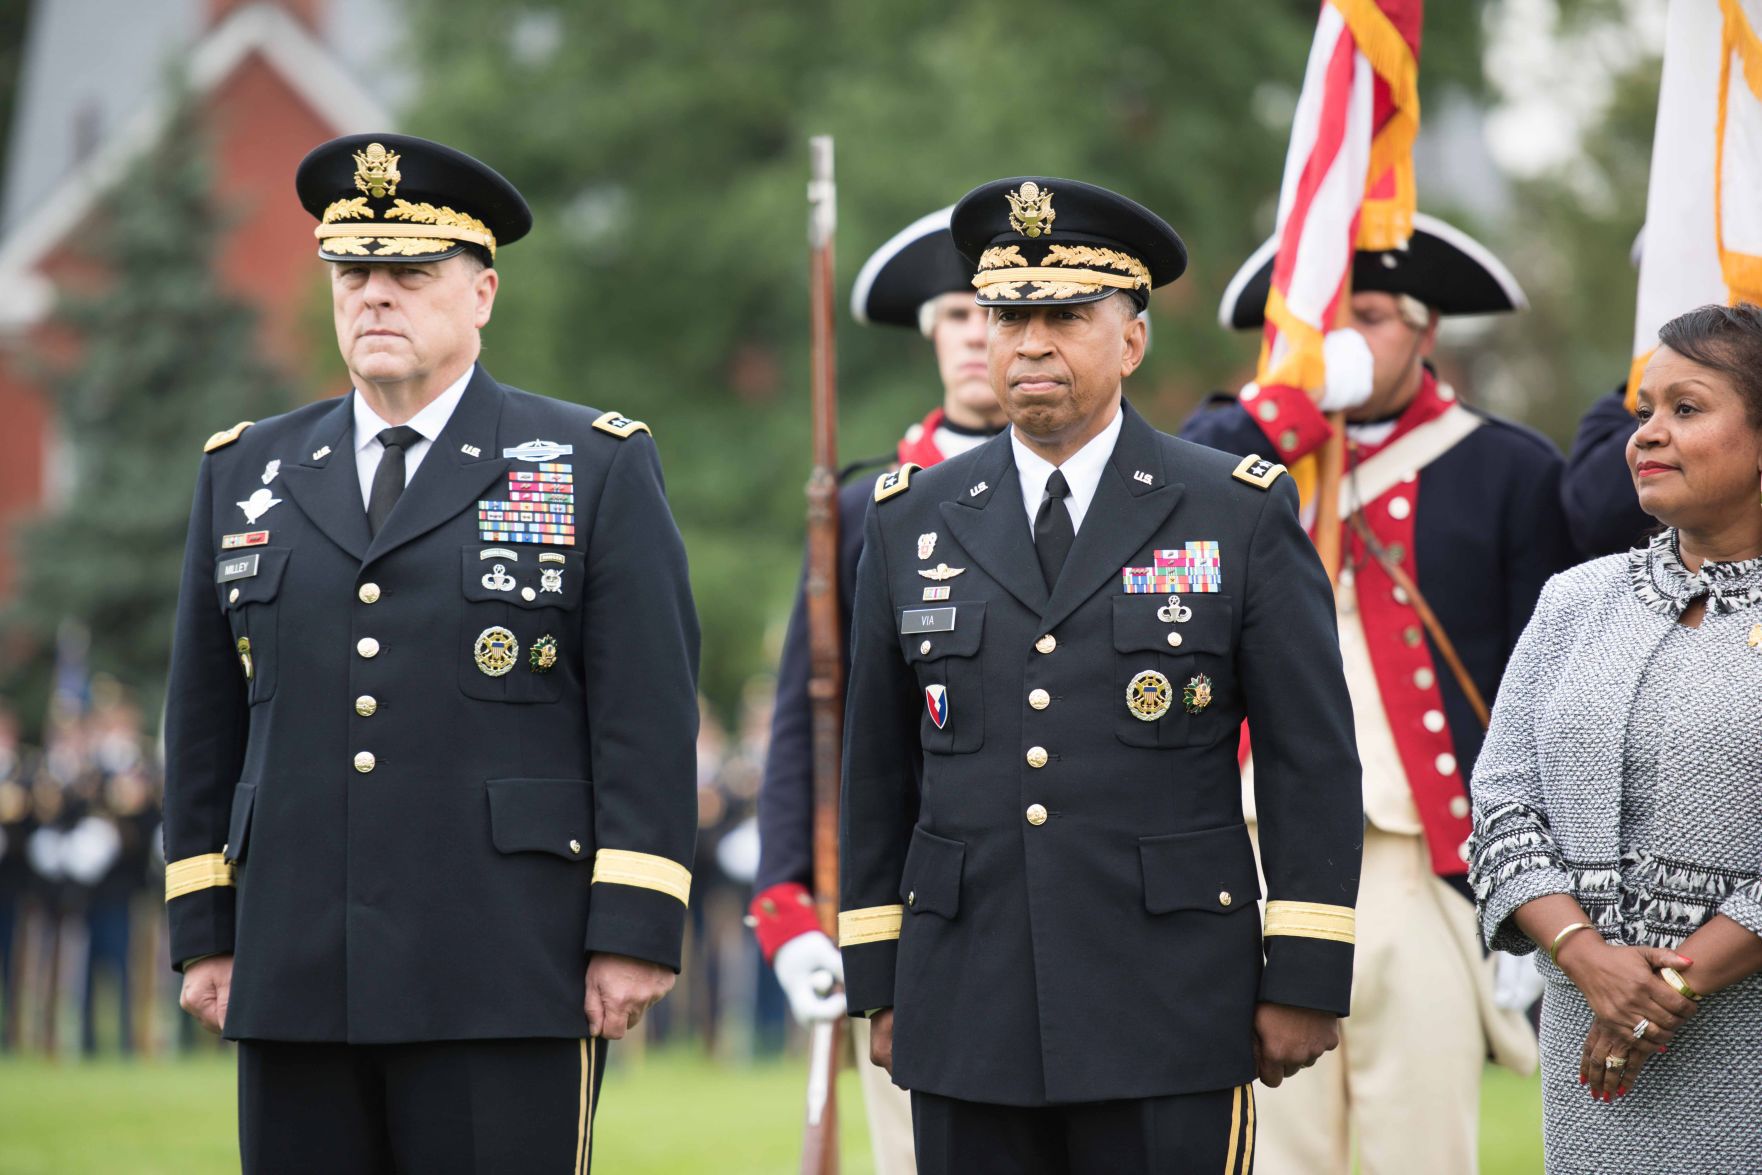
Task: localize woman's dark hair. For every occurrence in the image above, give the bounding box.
[1657,302,1762,426]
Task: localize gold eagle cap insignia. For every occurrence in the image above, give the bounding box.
[353,142,402,199]
[1006,181,1056,238]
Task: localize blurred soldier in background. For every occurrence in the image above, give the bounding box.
[0,705,28,1051]
[1563,384,1655,558]
[1183,214,1567,1174]
[750,205,1002,1175]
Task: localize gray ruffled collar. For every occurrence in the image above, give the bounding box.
[1629,529,1762,618]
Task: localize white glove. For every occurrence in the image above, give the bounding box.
[774,930,847,1025]
[1319,328,1376,412]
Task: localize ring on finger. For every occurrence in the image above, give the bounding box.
[1604,1053,1628,1070]
[1632,1017,1650,1042]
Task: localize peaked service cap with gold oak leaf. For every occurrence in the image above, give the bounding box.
[295,133,532,265]
[950,176,1186,311]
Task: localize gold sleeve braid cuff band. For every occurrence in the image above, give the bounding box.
[1263,900,1356,945]
[590,849,692,906]
[838,904,904,947]
[164,853,235,902]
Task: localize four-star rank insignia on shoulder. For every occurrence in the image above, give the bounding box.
[1231,453,1287,490]
[592,411,651,439]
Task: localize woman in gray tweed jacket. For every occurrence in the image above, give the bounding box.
[1470,303,1762,1173]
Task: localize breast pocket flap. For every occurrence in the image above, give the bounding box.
[1112,594,1232,654]
[216,547,290,610]
[899,603,985,664]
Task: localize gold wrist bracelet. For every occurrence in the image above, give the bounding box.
[1659,965,1701,1001]
[1549,921,1595,965]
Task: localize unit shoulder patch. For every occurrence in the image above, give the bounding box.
[874,463,921,503]
[1231,453,1286,490]
[592,410,651,438]
[203,421,254,453]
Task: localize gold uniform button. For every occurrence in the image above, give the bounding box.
[1025,804,1048,826]
[569,839,582,855]
[522,587,537,602]
[358,582,381,604]
[228,587,240,604]
[1035,634,1057,655]
[353,751,376,773]
[1026,746,1049,769]
[1028,688,1051,710]
[1166,632,1183,648]
[357,637,380,659]
[1219,891,1233,907]
[920,640,933,655]
[355,695,378,717]
[1449,795,1470,819]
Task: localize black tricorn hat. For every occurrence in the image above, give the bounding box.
[296,133,532,265]
[1218,212,1526,330]
[849,207,971,328]
[950,177,1187,310]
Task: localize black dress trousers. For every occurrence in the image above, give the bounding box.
[239,1036,611,1175]
[911,1084,1256,1175]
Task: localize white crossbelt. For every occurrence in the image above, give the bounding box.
[1337,400,1483,518]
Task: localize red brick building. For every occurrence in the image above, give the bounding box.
[0,0,397,596]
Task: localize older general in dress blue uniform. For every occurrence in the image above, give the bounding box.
[837,177,1364,1174]
[162,134,699,1174]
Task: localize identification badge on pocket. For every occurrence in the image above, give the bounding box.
[900,607,957,634]
[217,554,261,583]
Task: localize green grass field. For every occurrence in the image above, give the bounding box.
[0,1051,1543,1173]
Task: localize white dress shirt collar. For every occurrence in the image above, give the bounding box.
[1011,403,1123,534]
[350,364,476,507]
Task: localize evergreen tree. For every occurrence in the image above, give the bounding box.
[5,100,292,719]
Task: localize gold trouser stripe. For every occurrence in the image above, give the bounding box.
[837,904,904,947]
[1224,1085,1242,1175]
[971,267,1146,291]
[1263,900,1357,945]
[164,853,234,902]
[575,1038,595,1175]
[591,849,692,906]
[314,222,497,252]
[1243,1083,1256,1172]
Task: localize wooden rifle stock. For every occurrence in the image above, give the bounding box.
[800,133,844,1175]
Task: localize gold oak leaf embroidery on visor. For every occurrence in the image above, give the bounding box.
[321,197,373,223]
[979,245,1028,270]
[1263,900,1356,945]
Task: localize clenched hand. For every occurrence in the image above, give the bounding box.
[1253,1002,1340,1087]
[584,953,676,1040]
[180,954,234,1034]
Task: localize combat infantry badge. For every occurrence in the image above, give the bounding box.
[1006,182,1056,238]
[1126,670,1172,722]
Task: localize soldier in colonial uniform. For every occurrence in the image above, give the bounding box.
[1183,214,1574,1173]
[162,134,699,1173]
[838,177,1362,1174]
[750,205,1002,1175]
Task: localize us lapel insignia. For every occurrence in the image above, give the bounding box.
[1126,671,1172,721]
[925,684,949,729]
[236,487,282,525]
[1133,470,1154,486]
[1183,673,1214,714]
[460,444,482,458]
[968,481,989,498]
[312,445,332,462]
[918,532,937,561]
[918,563,966,581]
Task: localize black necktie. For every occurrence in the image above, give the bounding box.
[366,425,423,538]
[1035,469,1075,591]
